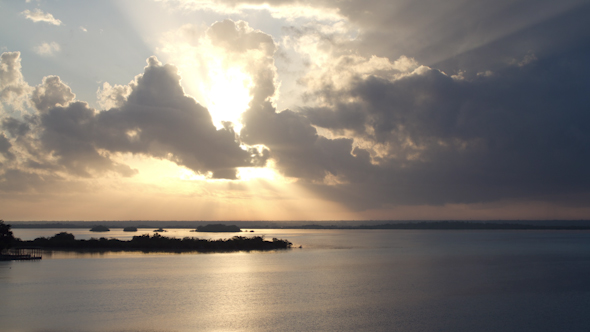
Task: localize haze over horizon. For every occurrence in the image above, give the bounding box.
[1,0,589,222]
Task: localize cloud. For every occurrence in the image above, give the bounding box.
[0,52,32,109]
[88,56,268,178]
[96,82,131,110]
[38,101,140,177]
[2,117,30,140]
[21,9,62,26]
[0,133,14,161]
[300,47,590,208]
[34,42,61,56]
[172,0,589,77]
[32,76,75,112]
[157,18,590,210]
[0,53,268,180]
[202,20,374,183]
[0,53,26,94]
[0,168,80,194]
[3,4,590,215]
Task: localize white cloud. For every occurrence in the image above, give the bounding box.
[21,9,62,26]
[96,82,131,110]
[34,42,61,56]
[0,52,32,111]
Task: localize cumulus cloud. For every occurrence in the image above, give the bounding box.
[32,76,75,112]
[0,52,32,109]
[201,20,374,183]
[34,42,61,56]
[96,82,131,110]
[157,18,590,210]
[301,48,590,208]
[88,56,267,178]
[21,9,62,26]
[35,56,265,178]
[0,50,272,182]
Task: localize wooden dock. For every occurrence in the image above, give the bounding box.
[0,247,43,261]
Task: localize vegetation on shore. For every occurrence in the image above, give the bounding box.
[14,232,292,252]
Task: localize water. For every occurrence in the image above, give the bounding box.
[2,229,590,331]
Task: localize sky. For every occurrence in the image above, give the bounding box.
[1,0,589,222]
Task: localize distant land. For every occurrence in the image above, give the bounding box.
[195,224,241,232]
[8,220,590,230]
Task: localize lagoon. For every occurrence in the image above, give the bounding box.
[2,229,590,331]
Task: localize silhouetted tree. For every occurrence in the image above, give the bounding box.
[20,231,292,252]
[0,220,16,251]
[51,232,76,242]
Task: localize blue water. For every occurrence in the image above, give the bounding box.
[2,229,590,331]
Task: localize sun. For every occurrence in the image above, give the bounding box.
[205,61,252,133]
[158,29,278,181]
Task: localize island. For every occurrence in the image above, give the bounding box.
[13,232,292,252]
[153,228,167,232]
[195,224,241,232]
[123,227,138,232]
[89,225,110,232]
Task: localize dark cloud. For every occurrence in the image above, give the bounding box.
[206,17,590,210]
[36,56,267,179]
[2,117,30,137]
[302,44,590,208]
[430,1,590,77]
[242,108,372,181]
[229,0,590,71]
[38,101,137,177]
[0,133,14,160]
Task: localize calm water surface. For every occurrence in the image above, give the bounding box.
[2,229,590,331]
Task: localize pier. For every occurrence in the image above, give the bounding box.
[0,247,43,261]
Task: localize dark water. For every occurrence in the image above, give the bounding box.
[2,229,590,331]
